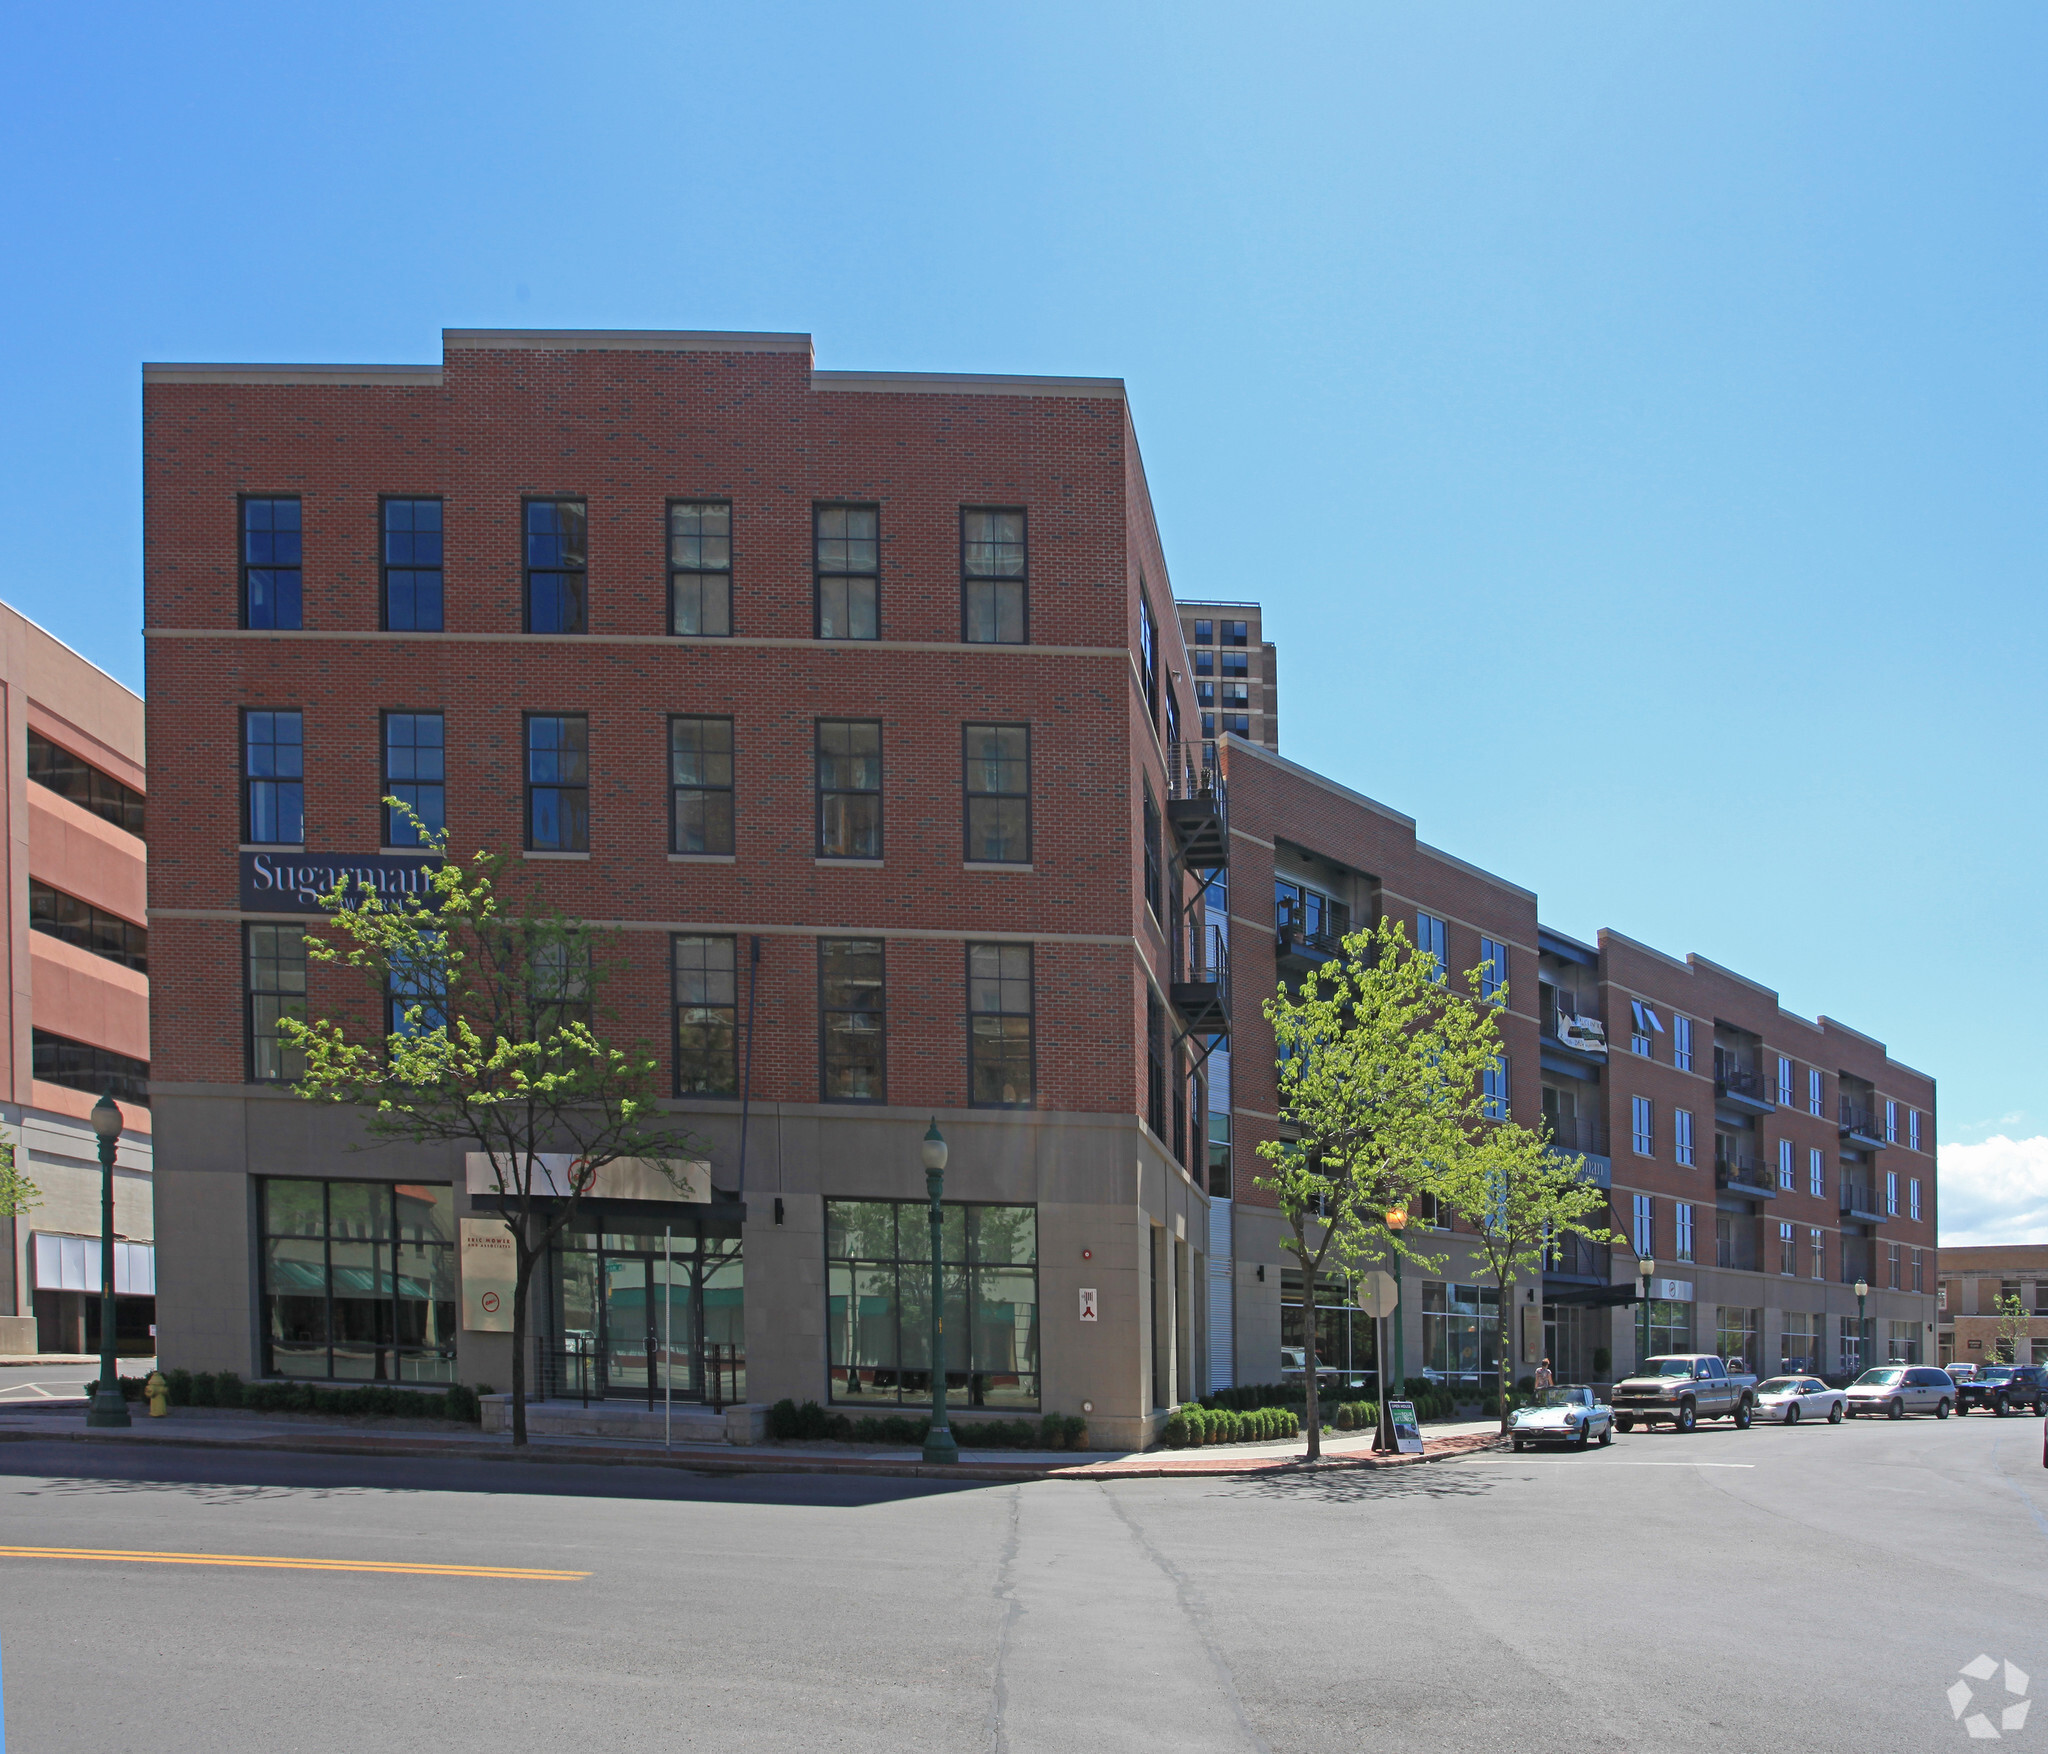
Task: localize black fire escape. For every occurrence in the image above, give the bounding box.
[1166,742,1230,1049]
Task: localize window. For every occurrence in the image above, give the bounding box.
[1885,1170,1898,1216]
[669,501,732,636]
[1888,1243,1901,1291]
[1196,681,1215,707]
[259,1178,456,1382]
[386,931,446,1038]
[1139,593,1159,726]
[820,939,885,1101]
[1631,1192,1653,1256]
[1808,1067,1823,1117]
[524,500,588,634]
[1780,1221,1796,1275]
[1674,1108,1695,1167]
[1482,1056,1509,1121]
[962,509,1026,644]
[1675,1201,1694,1263]
[1811,1228,1824,1280]
[528,938,592,1036]
[1221,619,1248,647]
[243,710,304,845]
[247,924,307,1083]
[1142,786,1163,920]
[1672,1013,1693,1072]
[968,943,1034,1107]
[1632,1095,1654,1156]
[1192,619,1213,645]
[29,880,146,973]
[1194,650,1214,677]
[26,732,144,838]
[1647,1300,1693,1354]
[1146,988,1167,1140]
[382,712,445,845]
[1939,1280,1949,1312]
[1810,1147,1825,1199]
[1416,911,1447,981]
[1421,1281,1501,1389]
[242,496,302,629]
[32,1029,149,1105]
[1777,1056,1793,1107]
[1839,1316,1863,1375]
[1223,713,1250,738]
[669,717,735,856]
[816,720,882,859]
[1912,1249,1924,1293]
[1715,1308,1761,1372]
[1479,937,1508,1002]
[1207,1111,1232,1199]
[525,714,588,851]
[826,1198,1038,1409]
[816,505,879,639]
[381,499,443,632]
[1221,648,1249,678]
[672,934,738,1096]
[1909,1176,1922,1222]
[1884,1099,1898,1143]
[1781,1311,1821,1373]
[1910,1109,1922,1152]
[963,725,1030,863]
[1221,682,1249,709]
[1778,1138,1794,1190]
[1629,999,1663,1057]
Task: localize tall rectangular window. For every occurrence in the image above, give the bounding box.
[820,938,885,1101]
[243,710,304,845]
[1910,1109,1922,1152]
[815,505,879,639]
[1629,999,1662,1057]
[382,712,445,845]
[962,508,1026,644]
[1810,1146,1825,1199]
[1193,619,1213,645]
[242,496,303,629]
[1142,786,1162,920]
[1777,1056,1794,1107]
[1139,592,1159,727]
[524,500,588,634]
[1674,1108,1695,1166]
[381,498,443,632]
[524,714,588,851]
[248,924,308,1083]
[1910,1176,1922,1221]
[669,716,735,855]
[1811,1228,1824,1280]
[672,934,738,1096]
[817,720,882,859]
[963,724,1030,863]
[1672,1014,1693,1072]
[1885,1170,1898,1216]
[1912,1249,1923,1293]
[1631,1095,1654,1156]
[1479,937,1508,1002]
[1632,1193,1653,1257]
[968,943,1034,1107]
[1884,1098,1898,1143]
[1675,1201,1694,1263]
[1778,1137,1794,1190]
[1888,1242,1901,1291]
[1482,1055,1509,1120]
[1146,988,1167,1139]
[669,501,732,636]
[1809,1067,1823,1117]
[1780,1221,1796,1275]
[1416,911,1447,981]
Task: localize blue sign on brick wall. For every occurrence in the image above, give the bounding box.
[239,851,441,914]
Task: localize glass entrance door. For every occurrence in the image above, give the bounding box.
[550,1222,745,1403]
[602,1256,654,1403]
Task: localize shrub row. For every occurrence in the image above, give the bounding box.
[1162,1403,1302,1448]
[1198,1378,1459,1423]
[92,1370,488,1424]
[1329,1400,1380,1431]
[763,1400,1088,1450]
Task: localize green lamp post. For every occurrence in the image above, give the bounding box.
[1385,1206,1409,1402]
[1855,1277,1869,1372]
[921,1119,958,1465]
[1636,1254,1656,1370]
[86,1091,131,1430]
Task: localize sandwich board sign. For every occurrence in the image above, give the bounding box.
[1387,1399,1424,1454]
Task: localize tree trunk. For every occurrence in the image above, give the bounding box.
[1302,1314,1323,1461]
[511,1242,534,1447]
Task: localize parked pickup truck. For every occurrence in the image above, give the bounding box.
[1612,1355,1757,1433]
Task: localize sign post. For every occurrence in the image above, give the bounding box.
[663,1225,673,1451]
[1354,1270,1399,1452]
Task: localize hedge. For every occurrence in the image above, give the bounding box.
[1162,1403,1302,1448]
[763,1400,1089,1450]
[89,1370,488,1424]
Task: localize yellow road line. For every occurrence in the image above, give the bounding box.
[0,1545,587,1579]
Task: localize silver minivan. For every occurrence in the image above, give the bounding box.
[1845,1365,1956,1419]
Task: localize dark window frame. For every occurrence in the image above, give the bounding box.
[1142,784,1163,921]
[668,498,734,637]
[28,879,147,974]
[1139,590,1160,726]
[668,714,736,856]
[522,496,589,635]
[815,718,883,860]
[961,722,1031,864]
[241,707,305,846]
[245,922,308,1085]
[379,495,445,633]
[818,936,887,1104]
[967,941,1035,1109]
[381,709,446,848]
[959,506,1028,645]
[239,493,304,631]
[523,711,590,852]
[814,502,880,641]
[672,932,740,1097]
[26,731,144,839]
[31,1028,150,1106]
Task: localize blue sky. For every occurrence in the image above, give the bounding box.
[5,5,2043,1224]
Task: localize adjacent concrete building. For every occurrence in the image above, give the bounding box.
[1175,600,1278,752]
[1937,1246,2048,1368]
[0,604,152,1356]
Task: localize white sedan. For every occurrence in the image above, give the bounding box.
[1753,1375,1846,1425]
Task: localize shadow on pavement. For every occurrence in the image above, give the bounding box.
[1217,1461,1504,1504]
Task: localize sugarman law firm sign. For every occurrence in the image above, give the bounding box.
[240,851,440,914]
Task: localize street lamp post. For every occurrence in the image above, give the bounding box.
[1637,1255,1656,1371]
[1855,1278,1870,1373]
[86,1092,130,1429]
[921,1120,958,1465]
[1385,1208,1408,1405]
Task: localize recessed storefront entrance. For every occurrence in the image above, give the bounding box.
[549,1215,743,1405]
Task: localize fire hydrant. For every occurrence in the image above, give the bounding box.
[144,1371,169,1419]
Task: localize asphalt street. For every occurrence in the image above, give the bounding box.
[0,1408,2041,1753]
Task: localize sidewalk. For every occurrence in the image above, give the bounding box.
[0,1399,1504,1482]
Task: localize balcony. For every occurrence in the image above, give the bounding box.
[1544,1230,1611,1285]
[1540,984,1608,1065]
[1840,1180,1887,1225]
[1713,1055,1776,1116]
[1171,920,1230,1035]
[1839,1102,1887,1150]
[1165,742,1228,873]
[1275,904,1346,973]
[1715,1151,1778,1200]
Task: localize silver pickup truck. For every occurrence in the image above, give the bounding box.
[1611,1355,1757,1433]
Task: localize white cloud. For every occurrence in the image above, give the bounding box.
[1938,1136,2048,1245]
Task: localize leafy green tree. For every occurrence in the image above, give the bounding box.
[1995,1293,2032,1366]
[0,1134,39,1219]
[1257,918,1501,1459]
[279,814,700,1445]
[1439,1116,1615,1433]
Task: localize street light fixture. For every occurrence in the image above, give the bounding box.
[86,1092,130,1430]
[1385,1207,1408,1406]
[920,1120,958,1465]
[1637,1255,1656,1370]
[1855,1278,1870,1372]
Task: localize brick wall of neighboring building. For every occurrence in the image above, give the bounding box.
[1937,1245,2048,1367]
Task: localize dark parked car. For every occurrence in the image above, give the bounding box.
[1957,1364,2048,1416]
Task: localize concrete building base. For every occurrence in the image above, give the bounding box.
[0,1316,35,1355]
[481,1396,770,1445]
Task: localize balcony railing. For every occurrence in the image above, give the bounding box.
[1275,902,1347,968]
[1839,1101,1885,1145]
[1165,742,1228,872]
[1171,920,1230,1034]
[1840,1180,1886,1222]
[1716,1152,1778,1198]
[1546,1114,1608,1156]
[1714,1056,1772,1106]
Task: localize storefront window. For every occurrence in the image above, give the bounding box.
[260,1179,456,1382]
[1714,1307,1760,1373]
[1885,1320,1921,1365]
[1422,1281,1499,1389]
[1280,1269,1379,1390]
[549,1217,744,1404]
[1646,1299,1693,1355]
[1779,1312,1821,1374]
[825,1199,1037,1409]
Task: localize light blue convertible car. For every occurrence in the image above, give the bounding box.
[1509,1384,1614,1451]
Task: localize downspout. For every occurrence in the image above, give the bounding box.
[735,935,761,1199]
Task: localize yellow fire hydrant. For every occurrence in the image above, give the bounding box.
[144,1371,169,1419]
